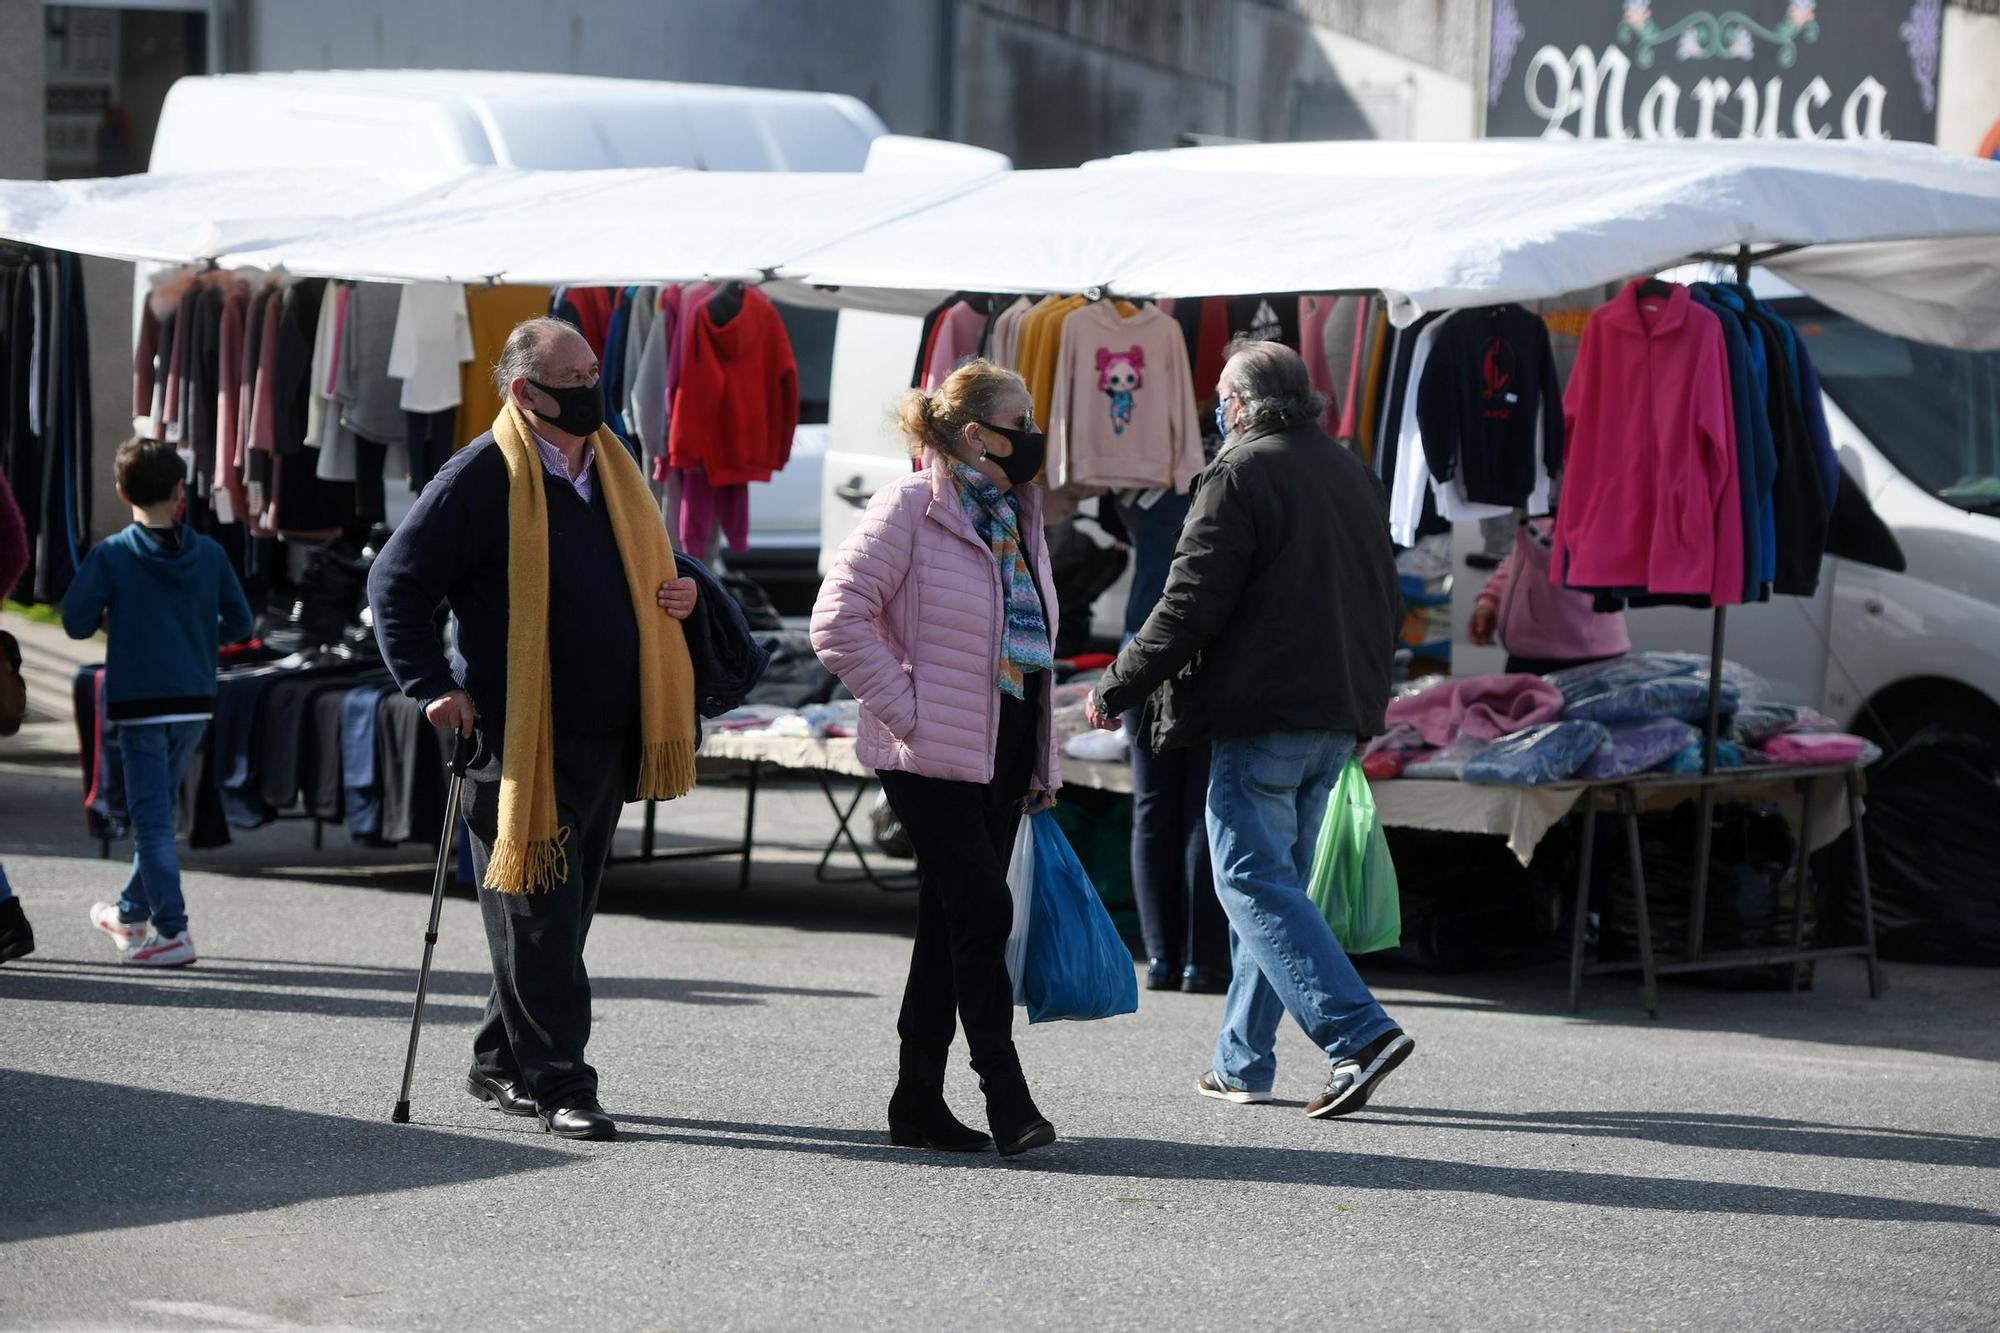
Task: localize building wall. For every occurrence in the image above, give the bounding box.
[0,0,46,179]
[243,0,949,136]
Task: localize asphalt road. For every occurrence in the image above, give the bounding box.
[1,759,1995,1333]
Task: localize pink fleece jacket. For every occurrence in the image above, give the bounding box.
[812,461,1062,793]
[1477,518,1631,662]
[1552,281,1743,605]
[1384,673,1566,748]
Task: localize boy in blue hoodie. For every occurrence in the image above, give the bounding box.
[63,438,253,967]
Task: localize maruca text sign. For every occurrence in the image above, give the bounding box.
[1486,1,1944,141]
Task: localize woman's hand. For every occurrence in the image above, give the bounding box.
[657,577,698,621]
[1468,604,1498,647]
[1023,790,1057,815]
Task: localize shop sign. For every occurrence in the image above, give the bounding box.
[1486,1,1944,142]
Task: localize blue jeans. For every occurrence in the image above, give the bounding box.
[1206,730,1396,1091]
[116,720,208,938]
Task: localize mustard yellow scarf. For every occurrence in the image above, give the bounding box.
[487,401,696,893]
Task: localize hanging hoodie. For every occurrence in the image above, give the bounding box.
[59,521,254,721]
[668,286,799,486]
[1047,302,1204,493]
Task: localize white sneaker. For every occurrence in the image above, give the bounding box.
[123,931,197,968]
[90,902,149,953]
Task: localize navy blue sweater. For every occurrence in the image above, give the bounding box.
[366,434,640,763]
[61,522,254,720]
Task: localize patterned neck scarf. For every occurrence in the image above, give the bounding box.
[949,460,1054,699]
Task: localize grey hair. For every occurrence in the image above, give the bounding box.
[491,317,582,399]
[1221,335,1328,436]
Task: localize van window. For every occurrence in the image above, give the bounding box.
[1780,300,2000,513]
[775,303,835,426]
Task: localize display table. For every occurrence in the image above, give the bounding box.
[642,735,1882,1018]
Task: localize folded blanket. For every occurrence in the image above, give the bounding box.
[1385,673,1565,748]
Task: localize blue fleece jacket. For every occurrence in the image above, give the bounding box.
[61,522,254,720]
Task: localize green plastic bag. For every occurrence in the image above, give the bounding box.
[1305,758,1402,955]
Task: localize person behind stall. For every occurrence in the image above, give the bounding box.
[1467,516,1629,674]
[811,359,1062,1158]
[1086,339,1415,1118]
[368,317,701,1143]
[1115,482,1229,995]
[0,470,34,963]
[64,438,255,969]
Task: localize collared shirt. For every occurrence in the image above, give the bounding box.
[532,429,595,503]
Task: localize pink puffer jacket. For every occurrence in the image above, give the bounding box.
[812,463,1061,793]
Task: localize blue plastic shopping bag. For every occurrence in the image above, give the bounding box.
[1021,811,1140,1024]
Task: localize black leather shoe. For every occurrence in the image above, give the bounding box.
[1181,965,1230,995]
[0,897,34,964]
[1144,958,1179,991]
[466,1071,537,1117]
[888,1080,991,1152]
[540,1098,616,1141]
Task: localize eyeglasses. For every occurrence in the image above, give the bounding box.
[977,419,1042,446]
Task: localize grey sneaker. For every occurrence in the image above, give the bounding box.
[1197,1070,1272,1105]
[1305,1030,1414,1119]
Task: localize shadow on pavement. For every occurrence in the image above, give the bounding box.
[1357,960,2000,1064]
[0,957,872,1025]
[1353,1105,2000,1170]
[615,1115,1999,1227]
[0,1072,571,1244]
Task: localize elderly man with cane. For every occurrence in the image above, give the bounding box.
[1087,339,1414,1120]
[370,317,699,1141]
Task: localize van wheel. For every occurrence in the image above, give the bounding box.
[1865,702,2000,762]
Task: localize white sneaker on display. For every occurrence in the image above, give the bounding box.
[89,902,148,953]
[122,931,197,968]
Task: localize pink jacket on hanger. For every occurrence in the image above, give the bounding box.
[811,461,1061,794]
[1552,280,1744,605]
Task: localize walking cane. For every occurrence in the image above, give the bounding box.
[391,727,476,1124]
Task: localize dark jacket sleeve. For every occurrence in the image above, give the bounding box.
[1414,324,1459,484]
[215,545,255,645]
[0,473,26,598]
[60,545,110,641]
[1537,316,1565,472]
[367,468,473,707]
[1095,461,1256,717]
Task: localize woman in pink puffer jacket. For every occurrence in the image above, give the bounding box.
[811,360,1062,1159]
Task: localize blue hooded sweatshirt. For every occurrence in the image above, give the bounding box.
[61,522,254,721]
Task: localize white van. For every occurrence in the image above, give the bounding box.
[144,69,888,583]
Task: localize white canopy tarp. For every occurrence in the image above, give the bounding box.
[1,137,1996,346]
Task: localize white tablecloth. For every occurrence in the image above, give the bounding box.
[697,732,1852,865]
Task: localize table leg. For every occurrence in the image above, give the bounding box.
[736,763,760,894]
[1567,787,1598,1013]
[1688,785,1716,964]
[1787,779,1814,993]
[313,818,323,851]
[1621,790,1659,1019]
[1847,769,1886,999]
[641,799,658,862]
[814,775,915,891]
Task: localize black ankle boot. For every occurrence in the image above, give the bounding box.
[0,897,34,964]
[975,1051,1056,1157]
[887,1049,989,1152]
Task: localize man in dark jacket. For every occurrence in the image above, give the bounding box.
[368,318,697,1141]
[1089,339,1414,1120]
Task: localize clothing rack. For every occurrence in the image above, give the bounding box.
[1575,243,1884,1012]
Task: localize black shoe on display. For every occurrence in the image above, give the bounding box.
[888,1080,992,1152]
[1144,958,1180,991]
[466,1070,538,1117]
[540,1097,617,1141]
[1180,965,1230,994]
[0,897,34,963]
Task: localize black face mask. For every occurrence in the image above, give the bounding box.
[526,377,604,438]
[979,421,1047,487]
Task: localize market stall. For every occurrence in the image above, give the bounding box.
[4,137,1997,1010]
